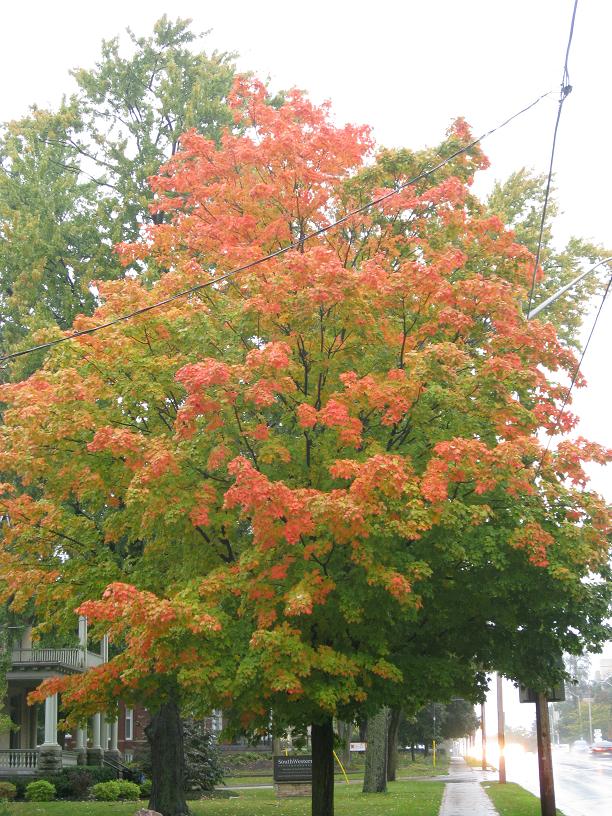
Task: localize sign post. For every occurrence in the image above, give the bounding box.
[535,692,556,816]
[497,674,506,784]
[481,702,487,771]
[520,680,564,816]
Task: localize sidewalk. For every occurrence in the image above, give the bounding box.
[438,757,499,815]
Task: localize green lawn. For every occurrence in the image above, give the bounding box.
[224,754,449,786]
[3,781,445,816]
[482,782,566,816]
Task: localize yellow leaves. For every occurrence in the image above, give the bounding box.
[371,659,403,683]
[259,441,291,464]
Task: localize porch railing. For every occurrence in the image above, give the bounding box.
[10,648,103,669]
[0,749,38,770]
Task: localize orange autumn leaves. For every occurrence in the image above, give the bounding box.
[0,76,610,722]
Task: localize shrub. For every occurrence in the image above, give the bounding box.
[65,769,94,799]
[183,719,224,791]
[82,766,116,784]
[41,772,77,799]
[34,767,115,799]
[0,782,17,801]
[91,780,122,801]
[0,778,26,800]
[139,778,152,797]
[25,780,56,802]
[117,780,141,800]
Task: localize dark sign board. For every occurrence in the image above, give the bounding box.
[519,682,565,703]
[273,755,312,783]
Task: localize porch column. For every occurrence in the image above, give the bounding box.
[87,712,104,766]
[78,615,88,668]
[43,694,58,745]
[101,634,109,662]
[100,716,108,751]
[92,713,101,749]
[75,726,87,765]
[37,694,62,772]
[106,718,121,761]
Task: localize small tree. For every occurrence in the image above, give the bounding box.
[183,719,224,792]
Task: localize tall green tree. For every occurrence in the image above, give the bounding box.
[487,169,610,345]
[0,16,236,373]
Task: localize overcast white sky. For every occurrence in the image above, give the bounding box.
[1,0,610,726]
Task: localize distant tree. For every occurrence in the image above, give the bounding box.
[0,16,236,374]
[399,705,440,759]
[442,699,479,740]
[486,169,611,346]
[555,660,612,743]
[504,725,536,752]
[398,699,480,761]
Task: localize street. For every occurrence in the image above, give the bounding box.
[504,749,612,816]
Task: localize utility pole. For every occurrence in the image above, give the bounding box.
[583,697,593,743]
[535,693,556,816]
[496,674,506,784]
[481,702,487,771]
[526,256,612,320]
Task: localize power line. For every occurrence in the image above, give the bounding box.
[0,88,553,367]
[526,0,579,317]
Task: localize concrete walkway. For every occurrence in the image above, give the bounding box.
[438,757,499,816]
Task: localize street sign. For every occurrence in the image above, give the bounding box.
[273,756,312,783]
[519,682,565,703]
[349,742,367,752]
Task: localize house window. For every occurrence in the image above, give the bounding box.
[125,708,133,741]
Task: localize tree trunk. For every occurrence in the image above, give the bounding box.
[337,720,351,769]
[386,708,401,782]
[145,698,189,816]
[362,707,389,793]
[358,719,367,742]
[424,742,429,758]
[410,742,415,762]
[311,717,334,816]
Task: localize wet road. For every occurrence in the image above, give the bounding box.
[505,749,612,816]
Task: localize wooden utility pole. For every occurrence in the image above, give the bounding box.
[496,674,506,784]
[535,692,556,816]
[481,703,487,771]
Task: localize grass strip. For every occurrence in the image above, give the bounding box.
[4,780,445,816]
[482,781,566,816]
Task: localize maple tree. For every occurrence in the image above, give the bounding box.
[0,77,610,816]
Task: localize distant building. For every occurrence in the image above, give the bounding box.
[598,657,612,681]
[0,619,144,776]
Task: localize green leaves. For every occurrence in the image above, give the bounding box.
[0,17,236,367]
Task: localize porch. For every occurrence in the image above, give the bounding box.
[1,628,120,775]
[0,748,79,774]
